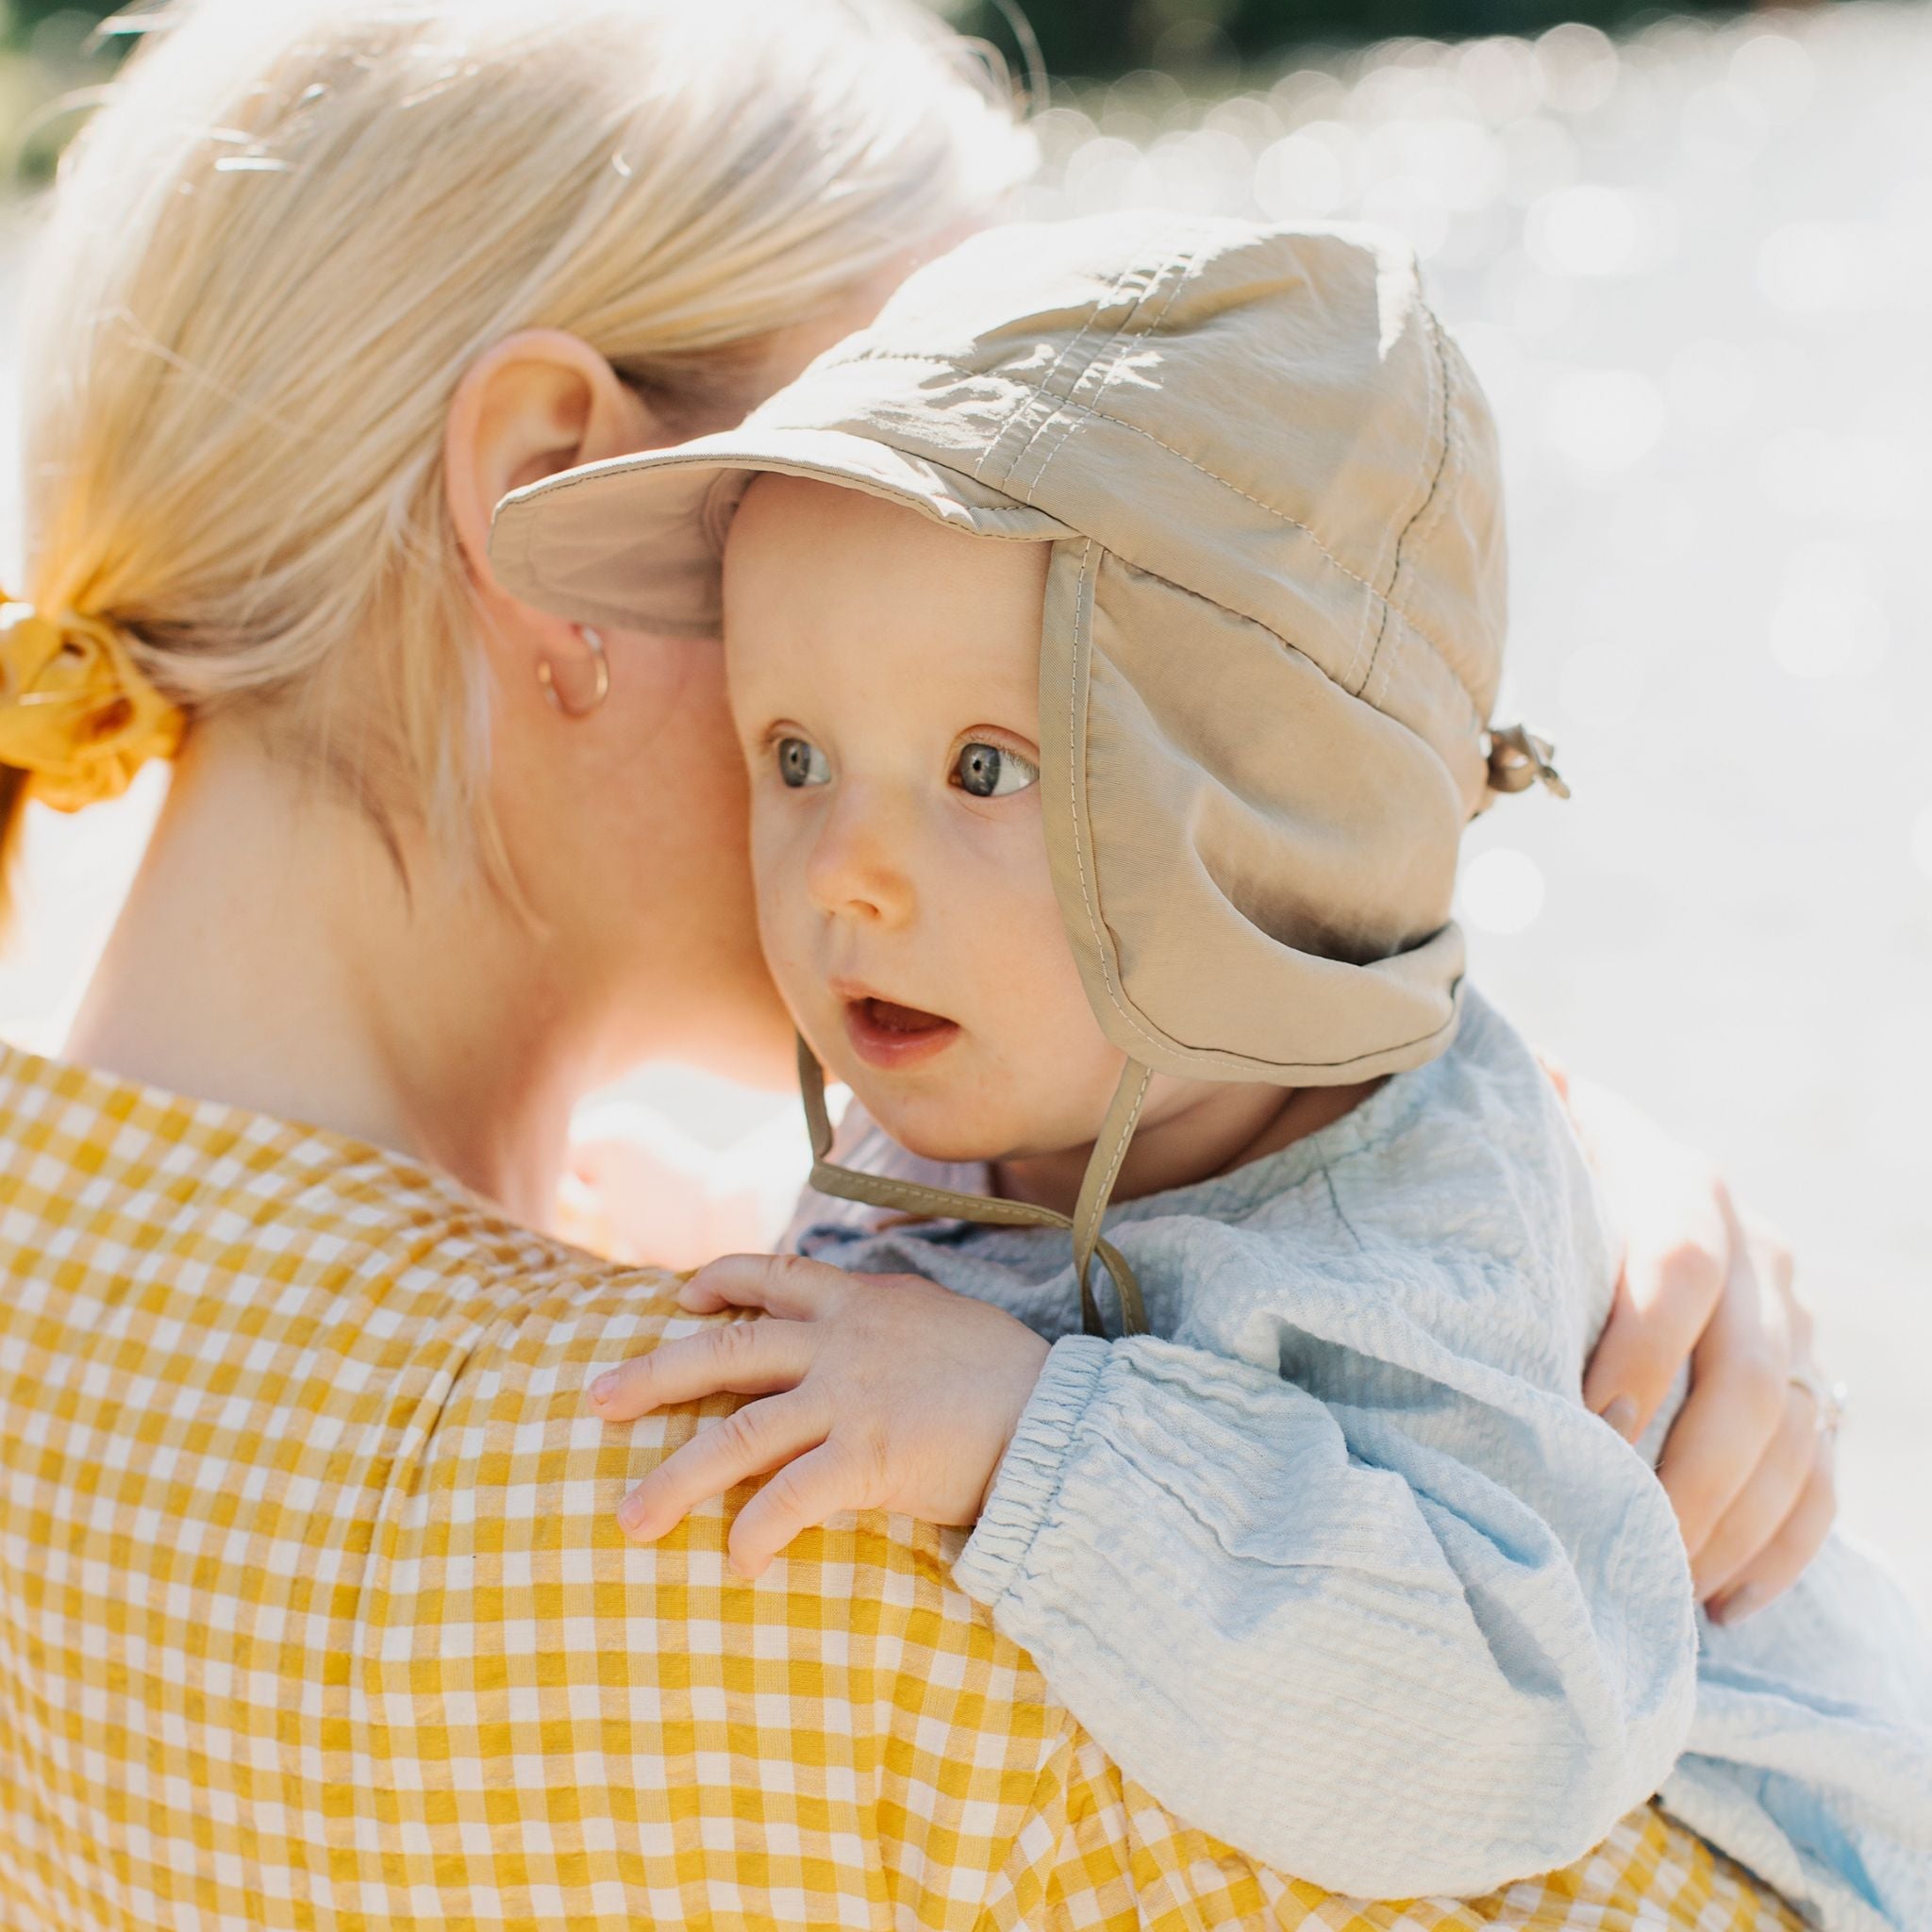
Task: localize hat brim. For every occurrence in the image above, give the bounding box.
[489,425,1073,638]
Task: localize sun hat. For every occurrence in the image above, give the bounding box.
[491,211,1565,1333]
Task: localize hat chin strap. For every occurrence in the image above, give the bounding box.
[794,1037,1150,1338]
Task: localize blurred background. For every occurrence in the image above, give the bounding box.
[1,0,1927,1612]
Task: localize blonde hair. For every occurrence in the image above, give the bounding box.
[4,0,1031,902]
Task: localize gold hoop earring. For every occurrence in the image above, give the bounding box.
[537,626,610,720]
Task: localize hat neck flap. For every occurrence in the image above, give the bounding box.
[794,1035,1150,1339]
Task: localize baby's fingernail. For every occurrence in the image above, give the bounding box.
[1600,1396,1640,1441]
[590,1373,619,1406]
[616,1493,651,1537]
[1709,1583,1766,1625]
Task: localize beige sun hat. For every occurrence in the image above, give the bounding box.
[491,211,1565,1333]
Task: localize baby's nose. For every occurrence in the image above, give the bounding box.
[804,802,917,926]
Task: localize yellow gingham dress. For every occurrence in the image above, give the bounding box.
[0,1041,1802,1932]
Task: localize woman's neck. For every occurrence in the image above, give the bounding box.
[66,731,591,1227]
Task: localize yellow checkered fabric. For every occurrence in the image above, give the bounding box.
[0,1041,1802,1931]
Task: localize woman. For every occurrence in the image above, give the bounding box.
[0,0,1830,1924]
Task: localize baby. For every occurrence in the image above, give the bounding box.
[496,214,1931,1921]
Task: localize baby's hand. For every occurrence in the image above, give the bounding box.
[590,1255,1051,1577]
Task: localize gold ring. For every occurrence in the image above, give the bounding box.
[1789,1366,1848,1437]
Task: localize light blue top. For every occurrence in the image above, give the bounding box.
[786,990,1932,1923]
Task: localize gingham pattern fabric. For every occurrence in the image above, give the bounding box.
[0,1041,1802,1932]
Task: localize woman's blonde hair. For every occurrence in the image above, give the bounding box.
[4,0,1031,902]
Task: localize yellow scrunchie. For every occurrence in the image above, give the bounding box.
[0,591,185,812]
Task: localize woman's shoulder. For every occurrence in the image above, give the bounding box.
[0,1032,691,1574]
[0,1035,682,1317]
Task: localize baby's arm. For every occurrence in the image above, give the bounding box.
[589,1241,1698,1902]
[949,1284,1698,1900]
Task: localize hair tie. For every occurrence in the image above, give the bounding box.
[0,590,185,812]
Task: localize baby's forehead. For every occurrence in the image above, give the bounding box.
[725,471,1013,566]
[722,475,1051,682]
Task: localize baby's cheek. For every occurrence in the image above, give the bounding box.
[748,832,818,1011]
[985,926,1124,1141]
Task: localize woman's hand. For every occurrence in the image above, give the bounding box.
[589,1254,1051,1577]
[1563,1072,1838,1622]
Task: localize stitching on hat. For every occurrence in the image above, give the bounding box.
[1058,540,1457,1073]
[753,289,1478,700]
[1064,542,1478,1075]
[1019,226,1200,506]
[1031,225,1201,496]
[842,354,1415,640]
[1087,1064,1153,1213]
[1129,231,1203,340]
[923,237,1462,674]
[1380,313,1466,713]
[1372,309,1469,716]
[980,247,1156,486]
[1339,252,1434,695]
[1357,301,1452,705]
[1067,397,1469,691]
[1112,538,1483,743]
[1385,315,1475,713]
[1063,541,1184,1067]
[1001,226,1191,498]
[1008,222,1194,498]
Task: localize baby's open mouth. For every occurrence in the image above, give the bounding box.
[842,994,960,1071]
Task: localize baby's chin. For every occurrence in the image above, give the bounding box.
[846,1076,1092,1172]
[855,1090,1011,1169]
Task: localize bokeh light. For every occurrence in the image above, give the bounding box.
[1460,847,1548,935]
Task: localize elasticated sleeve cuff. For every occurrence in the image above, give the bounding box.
[953,1334,1109,1609]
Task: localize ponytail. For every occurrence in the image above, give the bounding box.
[9,0,1031,926]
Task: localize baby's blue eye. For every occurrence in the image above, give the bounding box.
[776,737,831,788]
[954,741,1039,799]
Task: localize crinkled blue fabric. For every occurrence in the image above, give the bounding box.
[787,990,1932,1924]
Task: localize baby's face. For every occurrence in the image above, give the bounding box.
[722,475,1126,1166]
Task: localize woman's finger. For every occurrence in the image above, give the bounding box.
[1687,1381,1820,1601]
[1707,1439,1837,1625]
[589,1317,816,1421]
[1739,1212,1812,1385]
[725,1437,867,1579]
[616,1391,826,1542]
[1654,1273,1789,1557]
[1581,1184,1729,1441]
[679,1252,849,1320]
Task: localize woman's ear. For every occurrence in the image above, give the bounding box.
[443,328,657,606]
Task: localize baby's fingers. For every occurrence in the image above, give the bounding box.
[616,1391,825,1543]
[590,1318,815,1422]
[726,1438,867,1579]
[680,1253,850,1320]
